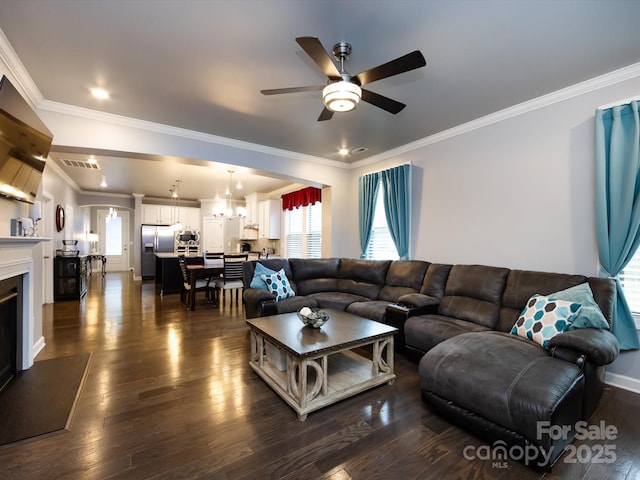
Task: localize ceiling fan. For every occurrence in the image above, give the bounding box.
[261,37,426,121]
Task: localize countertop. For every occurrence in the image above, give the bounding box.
[154,253,201,259]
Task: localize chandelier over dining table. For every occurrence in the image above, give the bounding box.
[214,170,246,219]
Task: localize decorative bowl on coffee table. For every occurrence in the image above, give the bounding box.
[297,308,330,328]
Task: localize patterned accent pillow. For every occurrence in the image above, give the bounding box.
[250,262,279,290]
[510,294,581,349]
[261,269,295,301]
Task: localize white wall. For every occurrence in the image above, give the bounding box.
[353,72,640,387]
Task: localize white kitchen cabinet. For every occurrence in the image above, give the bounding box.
[142,204,175,225]
[244,192,266,225]
[177,206,201,230]
[258,199,282,239]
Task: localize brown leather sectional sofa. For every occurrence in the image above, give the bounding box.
[242,257,619,469]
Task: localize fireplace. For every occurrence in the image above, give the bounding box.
[0,276,19,392]
[0,236,47,378]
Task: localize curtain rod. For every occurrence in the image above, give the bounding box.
[361,162,412,177]
[597,95,640,110]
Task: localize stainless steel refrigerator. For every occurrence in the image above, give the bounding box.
[141,225,175,279]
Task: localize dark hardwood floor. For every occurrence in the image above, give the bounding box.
[1,272,639,479]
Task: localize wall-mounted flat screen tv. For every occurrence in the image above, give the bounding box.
[0,75,53,204]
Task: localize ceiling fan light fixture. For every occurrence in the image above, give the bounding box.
[323,81,361,112]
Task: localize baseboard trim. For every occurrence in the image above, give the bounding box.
[605,372,640,394]
[32,336,45,359]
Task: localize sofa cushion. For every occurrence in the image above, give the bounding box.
[420,331,584,450]
[498,270,586,332]
[438,264,510,329]
[419,263,453,298]
[272,295,319,315]
[405,314,490,354]
[305,291,370,311]
[510,294,581,349]
[378,260,430,302]
[346,300,389,322]
[549,283,610,330]
[338,258,391,299]
[290,258,340,295]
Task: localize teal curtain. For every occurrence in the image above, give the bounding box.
[595,100,640,351]
[381,164,411,259]
[358,172,380,257]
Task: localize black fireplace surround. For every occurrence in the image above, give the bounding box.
[0,277,19,394]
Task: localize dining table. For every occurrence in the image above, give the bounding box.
[186,261,224,311]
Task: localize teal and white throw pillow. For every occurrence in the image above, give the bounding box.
[511,294,581,349]
[250,262,279,290]
[261,269,295,301]
[548,283,610,330]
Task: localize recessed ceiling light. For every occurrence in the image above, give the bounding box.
[90,87,110,100]
[338,148,349,156]
[100,177,107,188]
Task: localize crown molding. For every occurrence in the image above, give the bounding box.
[0,29,44,107]
[77,190,134,199]
[352,61,640,169]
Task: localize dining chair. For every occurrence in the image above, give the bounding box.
[213,253,248,305]
[178,255,214,307]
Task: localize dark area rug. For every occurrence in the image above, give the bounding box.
[0,352,91,446]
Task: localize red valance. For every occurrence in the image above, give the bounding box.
[282,187,322,211]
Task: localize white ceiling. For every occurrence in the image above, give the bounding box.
[1,1,640,200]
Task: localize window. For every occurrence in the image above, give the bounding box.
[104,214,122,256]
[365,185,399,260]
[284,202,322,258]
[619,256,640,328]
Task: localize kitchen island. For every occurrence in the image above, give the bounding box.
[155,253,202,296]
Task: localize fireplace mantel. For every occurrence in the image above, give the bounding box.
[0,236,50,247]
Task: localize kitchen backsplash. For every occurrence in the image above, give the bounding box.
[230,237,280,256]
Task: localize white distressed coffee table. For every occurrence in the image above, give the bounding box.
[247,309,397,420]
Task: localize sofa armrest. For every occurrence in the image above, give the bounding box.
[549,329,619,366]
[243,288,276,318]
[397,293,440,310]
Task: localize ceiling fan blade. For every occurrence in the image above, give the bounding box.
[355,50,426,86]
[361,89,406,114]
[296,37,342,80]
[260,85,324,95]
[317,107,334,122]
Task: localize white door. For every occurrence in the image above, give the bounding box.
[202,216,224,253]
[98,209,130,272]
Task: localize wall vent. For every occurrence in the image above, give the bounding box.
[62,159,100,170]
